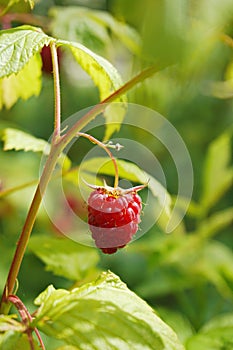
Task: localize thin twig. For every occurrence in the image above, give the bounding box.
[58,64,165,151]
[51,42,61,141]
[8,295,46,350]
[77,132,120,188]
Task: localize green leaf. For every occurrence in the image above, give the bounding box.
[102,103,127,141]
[134,231,233,299]
[0,53,42,110]
[192,241,233,298]
[0,0,34,15]
[28,235,100,281]
[80,157,171,216]
[0,315,25,333]
[50,6,141,55]
[25,0,35,9]
[6,0,34,10]
[2,334,41,350]
[170,196,201,218]
[198,207,233,238]
[135,265,193,299]
[158,308,194,344]
[1,128,71,170]
[50,7,111,55]
[89,10,141,55]
[202,313,233,333]
[34,272,184,350]
[2,128,49,153]
[58,39,124,101]
[0,25,52,78]
[186,313,233,350]
[0,315,40,350]
[201,132,233,211]
[58,39,126,139]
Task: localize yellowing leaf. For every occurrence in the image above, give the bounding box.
[2,128,71,170]
[0,53,42,110]
[0,25,52,78]
[103,103,127,141]
[58,39,124,101]
[2,128,48,153]
[58,39,127,139]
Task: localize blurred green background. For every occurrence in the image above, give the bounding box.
[0,0,233,348]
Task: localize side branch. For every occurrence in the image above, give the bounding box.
[59,64,167,149]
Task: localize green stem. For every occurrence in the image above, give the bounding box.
[0,42,63,314]
[0,62,164,314]
[58,64,163,150]
[0,146,61,314]
[51,42,61,140]
[77,132,119,188]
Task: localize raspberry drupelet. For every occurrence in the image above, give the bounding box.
[88,186,143,254]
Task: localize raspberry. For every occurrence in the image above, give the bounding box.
[88,186,143,254]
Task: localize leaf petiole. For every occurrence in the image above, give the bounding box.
[8,295,46,350]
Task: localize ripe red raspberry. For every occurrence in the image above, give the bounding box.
[88,186,143,254]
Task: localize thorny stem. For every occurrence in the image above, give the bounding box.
[77,132,120,188]
[8,295,46,350]
[0,62,165,314]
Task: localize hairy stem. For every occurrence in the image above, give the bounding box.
[51,42,61,140]
[0,146,61,314]
[0,41,62,314]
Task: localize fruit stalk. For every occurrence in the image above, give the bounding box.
[77,132,120,188]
